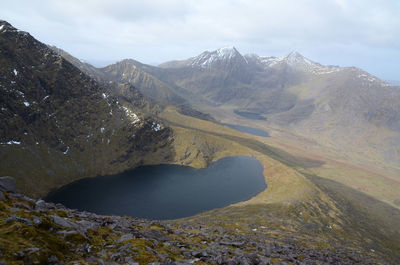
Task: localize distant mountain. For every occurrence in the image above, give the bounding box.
[49,46,188,105]
[50,43,400,169]
[155,47,400,169]
[0,21,173,197]
[99,59,187,104]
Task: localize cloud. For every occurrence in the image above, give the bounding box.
[0,0,399,79]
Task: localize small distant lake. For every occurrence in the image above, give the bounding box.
[234,110,267,120]
[45,156,266,220]
[223,123,270,137]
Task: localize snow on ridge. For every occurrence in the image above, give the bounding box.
[190,46,247,68]
[122,106,140,124]
[356,70,393,87]
[254,52,343,75]
[63,146,69,155]
[0,25,4,32]
[0,140,21,145]
[151,122,161,132]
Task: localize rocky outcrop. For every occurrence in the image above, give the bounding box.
[0,176,16,193]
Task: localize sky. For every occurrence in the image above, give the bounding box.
[1,0,399,81]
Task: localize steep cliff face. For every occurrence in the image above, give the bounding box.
[0,21,174,197]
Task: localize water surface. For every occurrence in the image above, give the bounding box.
[223,123,270,137]
[45,156,266,220]
[234,110,267,120]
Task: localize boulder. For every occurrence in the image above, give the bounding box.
[5,214,33,226]
[0,176,16,193]
[51,215,78,229]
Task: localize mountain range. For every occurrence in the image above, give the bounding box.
[1,20,400,264]
[53,45,400,174]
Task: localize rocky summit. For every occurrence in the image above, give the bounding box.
[0,177,381,265]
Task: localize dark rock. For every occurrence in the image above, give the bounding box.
[124,256,138,265]
[77,220,100,232]
[86,256,98,263]
[220,241,244,248]
[143,229,172,242]
[226,258,238,265]
[32,216,42,226]
[0,191,5,201]
[0,176,16,193]
[97,259,106,265]
[192,251,209,258]
[174,261,193,265]
[5,214,33,226]
[24,247,40,253]
[50,215,78,229]
[34,200,48,211]
[259,257,271,265]
[145,246,158,255]
[245,254,260,265]
[13,202,31,210]
[119,234,135,242]
[48,255,59,264]
[263,245,272,257]
[57,230,79,237]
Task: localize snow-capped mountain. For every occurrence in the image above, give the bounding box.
[160,46,249,71]
[188,46,248,69]
[245,51,344,76]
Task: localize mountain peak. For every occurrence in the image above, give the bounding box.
[0,20,16,32]
[285,51,306,63]
[216,46,239,56]
[189,46,247,69]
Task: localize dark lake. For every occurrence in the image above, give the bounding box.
[45,156,266,220]
[223,123,270,137]
[234,110,267,120]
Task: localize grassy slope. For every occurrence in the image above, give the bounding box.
[161,106,400,262]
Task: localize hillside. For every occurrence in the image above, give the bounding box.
[0,20,173,197]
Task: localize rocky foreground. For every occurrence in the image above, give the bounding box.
[0,177,380,265]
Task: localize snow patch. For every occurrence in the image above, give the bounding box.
[100,127,105,133]
[151,122,161,131]
[1,140,21,145]
[0,25,4,31]
[43,95,49,100]
[13,69,18,76]
[63,146,69,155]
[102,93,108,99]
[23,101,30,107]
[122,106,140,124]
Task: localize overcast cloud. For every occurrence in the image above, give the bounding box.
[1,0,399,80]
